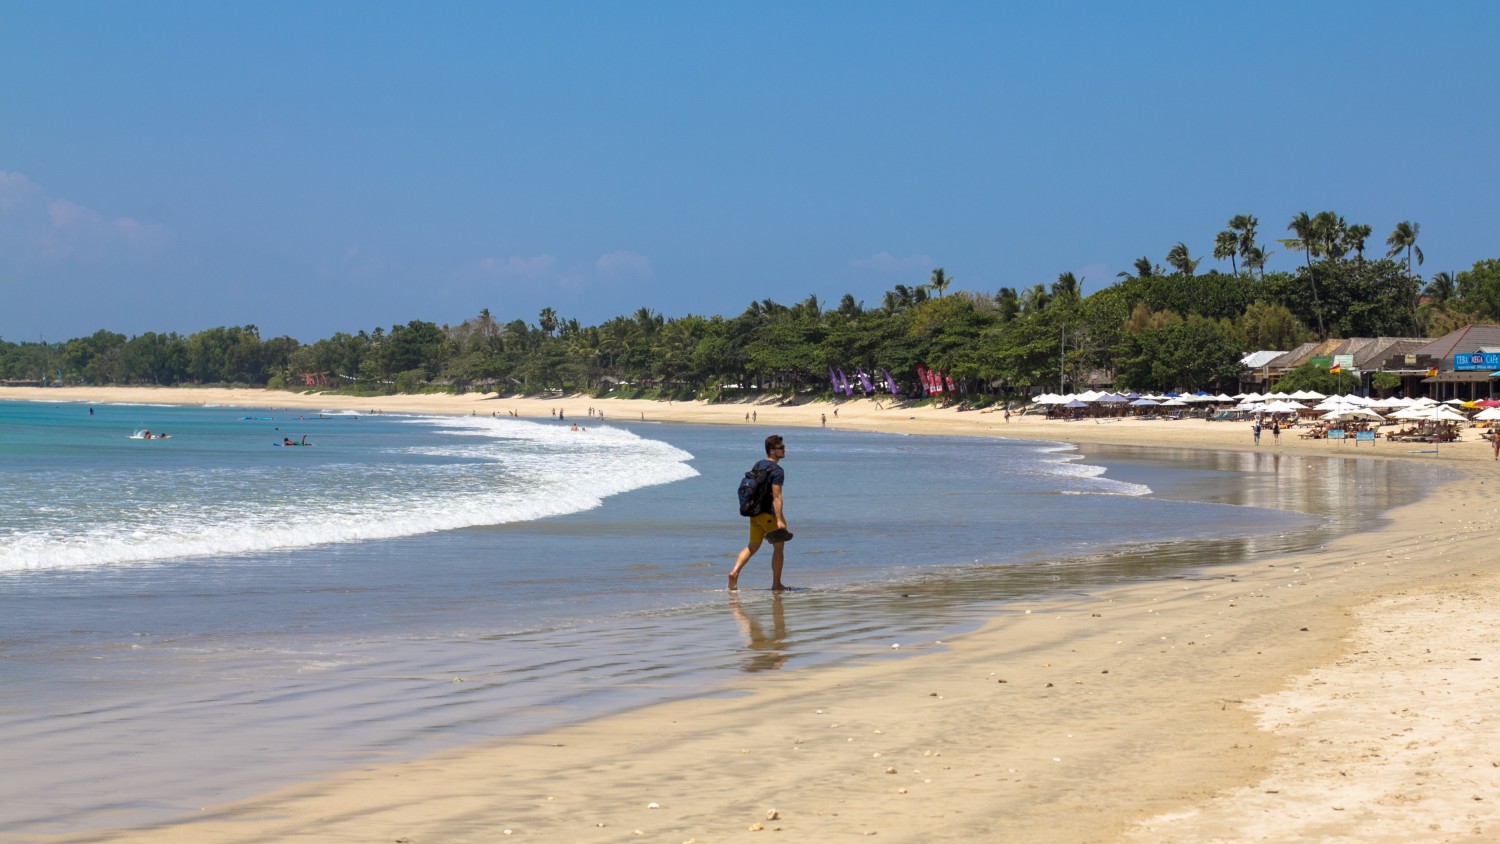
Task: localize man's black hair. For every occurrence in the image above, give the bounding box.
[764,434,784,455]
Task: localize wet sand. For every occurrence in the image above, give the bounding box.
[10,386,1500,842]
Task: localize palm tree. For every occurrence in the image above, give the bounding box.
[1116,256,1156,279]
[1279,211,1326,336]
[1346,223,1373,261]
[538,307,558,336]
[1312,211,1350,261]
[1386,220,1424,276]
[1051,271,1082,302]
[995,287,1020,321]
[1019,283,1051,314]
[1228,214,1259,269]
[1388,221,1425,336]
[1213,230,1239,274]
[928,268,953,297]
[836,293,863,320]
[1244,244,1273,278]
[1165,242,1200,276]
[1424,271,1455,305]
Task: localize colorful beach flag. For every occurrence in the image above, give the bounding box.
[1426,366,1438,377]
[1329,363,1342,374]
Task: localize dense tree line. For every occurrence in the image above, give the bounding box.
[5,214,1499,397]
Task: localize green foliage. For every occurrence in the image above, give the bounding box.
[1115,315,1245,391]
[1271,361,1347,395]
[18,211,1495,395]
[1239,301,1314,351]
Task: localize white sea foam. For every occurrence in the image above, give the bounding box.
[1021,442,1151,496]
[0,417,698,572]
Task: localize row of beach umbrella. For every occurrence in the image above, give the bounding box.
[1032,390,1499,424]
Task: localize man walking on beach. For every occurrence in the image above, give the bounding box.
[728,435,789,591]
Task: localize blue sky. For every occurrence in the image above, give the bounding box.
[3,1,1497,343]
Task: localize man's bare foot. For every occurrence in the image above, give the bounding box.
[727,573,739,590]
[771,583,790,591]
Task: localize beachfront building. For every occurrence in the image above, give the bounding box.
[1251,336,1426,397]
[1408,324,1500,402]
[1238,350,1285,393]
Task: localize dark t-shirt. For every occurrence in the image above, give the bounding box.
[754,458,784,512]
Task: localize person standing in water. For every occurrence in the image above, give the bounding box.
[728,435,789,591]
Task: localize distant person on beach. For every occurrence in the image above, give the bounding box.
[1252,420,1262,445]
[1271,420,1281,445]
[728,434,789,592]
[821,413,826,427]
[1491,428,1499,460]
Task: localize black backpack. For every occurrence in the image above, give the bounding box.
[737,462,773,517]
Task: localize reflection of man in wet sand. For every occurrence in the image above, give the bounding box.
[728,434,789,591]
[729,592,788,672]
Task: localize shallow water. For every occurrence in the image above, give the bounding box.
[0,401,1440,835]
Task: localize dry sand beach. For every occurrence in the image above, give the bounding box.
[8,386,1500,843]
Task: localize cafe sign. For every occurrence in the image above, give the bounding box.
[1453,352,1500,371]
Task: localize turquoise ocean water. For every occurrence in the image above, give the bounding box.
[0,399,1435,836]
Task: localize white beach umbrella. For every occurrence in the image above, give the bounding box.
[1160,398,1188,407]
[1324,408,1384,421]
[1475,407,1500,421]
[1392,405,1468,422]
[1445,398,1468,405]
[1302,390,1327,400]
[1240,392,1263,401]
[1129,398,1160,407]
[1215,393,1234,401]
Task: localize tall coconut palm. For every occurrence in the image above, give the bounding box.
[1388,221,1425,336]
[1228,214,1259,269]
[1312,211,1349,261]
[1386,221,1424,276]
[1165,242,1200,276]
[538,307,558,336]
[1278,211,1326,337]
[1213,230,1239,274]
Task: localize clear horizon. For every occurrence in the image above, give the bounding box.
[3,1,1497,343]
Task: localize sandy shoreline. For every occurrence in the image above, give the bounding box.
[10,386,1500,842]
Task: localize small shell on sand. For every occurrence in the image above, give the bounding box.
[766,809,780,820]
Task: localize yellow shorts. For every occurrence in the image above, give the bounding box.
[748,512,779,545]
